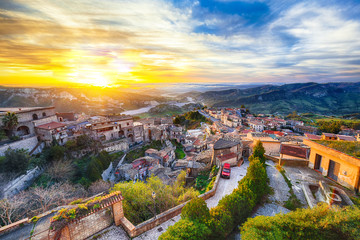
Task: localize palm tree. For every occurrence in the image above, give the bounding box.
[2,112,18,137]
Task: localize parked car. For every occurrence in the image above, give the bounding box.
[221,163,231,178]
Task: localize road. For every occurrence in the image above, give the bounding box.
[95,161,249,240]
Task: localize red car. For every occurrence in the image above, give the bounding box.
[221,163,231,178]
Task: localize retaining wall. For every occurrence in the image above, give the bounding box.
[0,136,38,156]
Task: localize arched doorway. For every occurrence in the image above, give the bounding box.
[42,112,47,117]
[32,114,38,120]
[16,126,30,136]
[127,134,134,142]
[119,130,125,137]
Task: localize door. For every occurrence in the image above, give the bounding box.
[328,160,340,181]
[314,154,322,172]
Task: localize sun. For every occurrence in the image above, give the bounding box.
[71,72,112,87]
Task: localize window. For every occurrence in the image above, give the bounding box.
[42,112,46,117]
[32,114,38,120]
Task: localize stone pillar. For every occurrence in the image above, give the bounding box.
[113,201,124,226]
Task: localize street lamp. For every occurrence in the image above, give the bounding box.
[152,191,156,219]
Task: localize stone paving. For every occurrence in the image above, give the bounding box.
[251,161,291,218]
[95,161,250,240]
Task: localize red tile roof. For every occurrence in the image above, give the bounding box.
[36,121,66,130]
[305,133,322,140]
[193,139,202,146]
[281,145,308,159]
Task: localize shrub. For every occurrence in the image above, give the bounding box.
[207,206,233,239]
[2,148,30,174]
[241,204,360,240]
[181,197,210,223]
[159,219,211,240]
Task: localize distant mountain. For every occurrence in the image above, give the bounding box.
[197,82,360,114]
[0,87,168,115]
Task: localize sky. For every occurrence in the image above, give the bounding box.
[0,0,360,88]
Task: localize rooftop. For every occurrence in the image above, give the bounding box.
[280,144,309,159]
[305,133,322,140]
[0,106,54,115]
[213,139,239,150]
[314,140,360,159]
[36,121,66,130]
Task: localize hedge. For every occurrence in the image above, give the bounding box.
[241,203,360,240]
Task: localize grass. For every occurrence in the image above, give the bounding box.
[175,147,185,159]
[315,140,360,158]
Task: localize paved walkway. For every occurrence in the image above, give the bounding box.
[96,162,249,240]
[252,161,291,218]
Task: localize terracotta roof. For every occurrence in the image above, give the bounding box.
[337,135,356,141]
[193,139,203,146]
[36,121,66,130]
[217,152,237,161]
[213,139,239,150]
[281,144,308,159]
[305,133,322,140]
[323,133,337,138]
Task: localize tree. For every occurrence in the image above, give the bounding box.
[2,148,30,174]
[159,219,211,240]
[0,129,6,141]
[1,112,18,137]
[207,206,233,239]
[88,180,111,196]
[181,197,210,223]
[249,140,266,164]
[317,120,342,134]
[43,145,65,162]
[0,196,25,226]
[46,160,75,182]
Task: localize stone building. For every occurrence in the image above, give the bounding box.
[212,139,242,167]
[0,106,57,137]
[246,132,281,156]
[248,121,265,132]
[36,121,68,146]
[294,125,318,135]
[89,115,145,144]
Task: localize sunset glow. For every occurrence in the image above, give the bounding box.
[0,0,360,88]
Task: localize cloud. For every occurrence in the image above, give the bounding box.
[0,0,360,87]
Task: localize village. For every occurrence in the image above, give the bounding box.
[0,105,359,239]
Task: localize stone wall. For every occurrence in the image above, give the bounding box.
[0,136,38,156]
[64,207,114,240]
[2,167,43,198]
[103,139,129,152]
